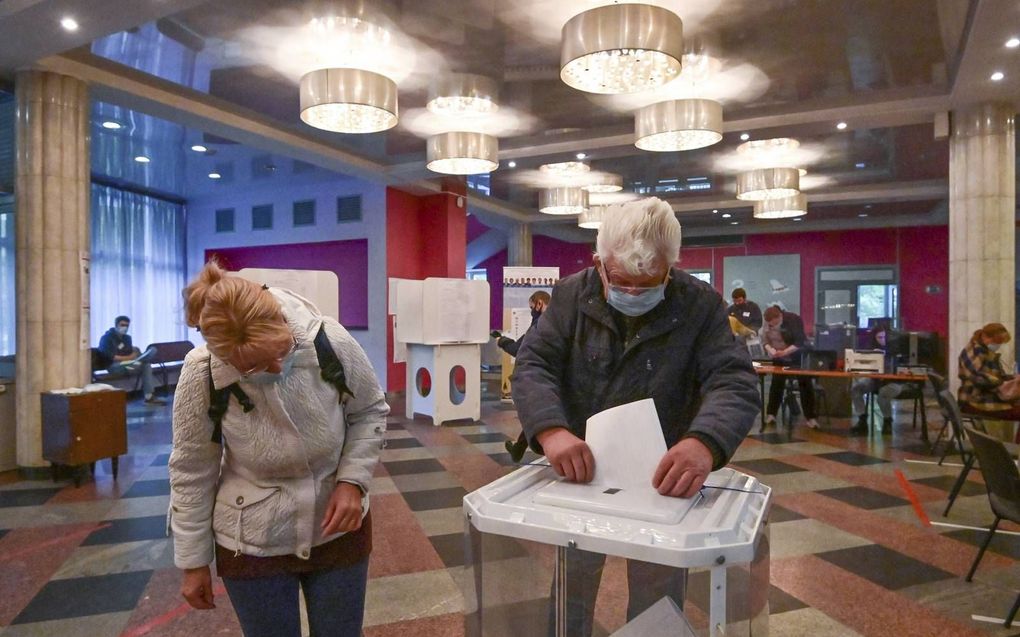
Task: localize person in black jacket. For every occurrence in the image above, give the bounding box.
[511,197,759,635]
[726,287,763,331]
[761,305,819,429]
[97,315,165,405]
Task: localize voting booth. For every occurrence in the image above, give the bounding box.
[461,401,772,636]
[391,277,489,425]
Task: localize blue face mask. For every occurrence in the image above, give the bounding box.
[606,284,666,317]
[244,350,297,384]
[989,343,1002,353]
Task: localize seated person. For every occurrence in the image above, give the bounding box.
[958,322,1020,419]
[97,315,165,405]
[727,287,763,331]
[850,325,906,436]
[761,305,820,430]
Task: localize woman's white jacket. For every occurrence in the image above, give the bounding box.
[168,288,389,569]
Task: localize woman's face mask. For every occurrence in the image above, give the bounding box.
[989,342,1002,353]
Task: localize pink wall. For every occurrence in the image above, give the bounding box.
[680,225,949,337]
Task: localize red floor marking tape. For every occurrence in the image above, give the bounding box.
[120,584,227,637]
[895,469,931,527]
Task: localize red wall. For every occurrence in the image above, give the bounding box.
[680,225,949,336]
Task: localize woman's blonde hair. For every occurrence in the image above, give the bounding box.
[183,260,291,362]
[972,322,1011,345]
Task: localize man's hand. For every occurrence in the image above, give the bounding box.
[181,565,216,609]
[536,427,595,483]
[764,345,776,357]
[652,438,713,498]
[322,482,364,535]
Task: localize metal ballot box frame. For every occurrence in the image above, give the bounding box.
[462,466,772,636]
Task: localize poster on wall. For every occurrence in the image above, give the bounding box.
[501,267,559,399]
[722,254,801,314]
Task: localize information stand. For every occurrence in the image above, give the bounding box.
[462,466,771,636]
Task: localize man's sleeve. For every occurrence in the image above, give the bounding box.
[98,332,116,358]
[510,284,576,453]
[748,304,763,331]
[682,297,761,468]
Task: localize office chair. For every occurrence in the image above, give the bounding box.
[962,427,1020,627]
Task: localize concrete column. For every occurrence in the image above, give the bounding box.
[507,223,533,267]
[14,71,90,467]
[948,102,1016,387]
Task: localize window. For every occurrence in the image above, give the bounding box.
[252,204,273,230]
[816,266,898,328]
[0,210,13,355]
[293,199,316,226]
[215,208,235,233]
[467,268,488,281]
[467,173,491,195]
[337,195,362,223]
[688,270,712,285]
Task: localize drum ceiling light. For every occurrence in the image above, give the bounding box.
[299,68,398,134]
[426,131,498,175]
[578,205,607,229]
[753,193,807,219]
[539,161,590,176]
[539,187,589,215]
[581,173,623,193]
[635,98,723,152]
[427,73,499,115]
[736,137,807,175]
[735,167,800,201]
[560,3,684,94]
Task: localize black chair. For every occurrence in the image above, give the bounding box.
[779,352,831,427]
[962,427,1020,627]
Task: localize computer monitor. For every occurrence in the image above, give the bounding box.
[887,330,940,367]
[803,350,837,371]
[815,324,856,359]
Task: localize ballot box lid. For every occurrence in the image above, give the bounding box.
[464,466,771,569]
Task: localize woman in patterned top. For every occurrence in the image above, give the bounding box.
[958,322,1020,419]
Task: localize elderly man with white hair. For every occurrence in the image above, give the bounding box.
[511,197,760,635]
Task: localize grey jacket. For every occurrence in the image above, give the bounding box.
[168,288,389,569]
[511,267,759,468]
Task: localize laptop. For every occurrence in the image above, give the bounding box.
[532,480,698,525]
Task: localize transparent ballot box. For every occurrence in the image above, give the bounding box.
[462,466,771,637]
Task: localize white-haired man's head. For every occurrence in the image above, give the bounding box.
[595,197,682,278]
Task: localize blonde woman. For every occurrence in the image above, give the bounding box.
[959,322,1020,419]
[168,261,388,637]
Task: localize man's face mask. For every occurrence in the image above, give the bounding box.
[599,264,667,318]
[116,324,129,335]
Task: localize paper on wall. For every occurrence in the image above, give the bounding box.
[509,308,532,341]
[585,398,667,488]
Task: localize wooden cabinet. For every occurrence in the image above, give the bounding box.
[41,390,126,484]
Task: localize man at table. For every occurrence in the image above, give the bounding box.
[761,305,820,429]
[511,197,760,636]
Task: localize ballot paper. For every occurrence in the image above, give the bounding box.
[585,398,668,488]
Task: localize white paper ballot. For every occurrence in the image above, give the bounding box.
[586,398,667,487]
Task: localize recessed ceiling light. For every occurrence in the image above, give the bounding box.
[134,156,150,163]
[1006,37,1019,49]
[865,204,873,209]
[855,162,866,169]
[712,209,719,214]
[721,213,732,219]
[793,217,803,222]
[576,152,587,160]
[507,160,517,168]
[190,144,208,153]
[836,121,848,130]
[858,213,869,218]
[990,71,1005,82]
[208,172,222,180]
[101,121,121,130]
[730,221,739,225]
[739,133,750,141]
[60,17,79,32]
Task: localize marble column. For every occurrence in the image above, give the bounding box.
[948,102,1016,387]
[507,222,532,267]
[14,71,91,467]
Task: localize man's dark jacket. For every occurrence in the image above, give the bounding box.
[511,267,760,469]
[726,300,763,331]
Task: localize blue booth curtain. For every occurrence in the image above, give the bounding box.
[90,183,187,349]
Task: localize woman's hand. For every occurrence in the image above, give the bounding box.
[181,565,216,609]
[321,482,364,535]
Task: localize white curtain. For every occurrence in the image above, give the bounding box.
[0,212,13,356]
[90,184,187,348]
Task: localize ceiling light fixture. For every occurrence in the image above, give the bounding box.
[855,162,866,169]
[60,17,79,32]
[721,213,732,219]
[581,173,623,193]
[560,3,684,94]
[507,161,517,168]
[836,121,848,130]
[539,161,590,176]
[858,213,868,218]
[299,68,398,134]
[578,205,607,229]
[635,98,723,152]
[101,121,121,130]
[426,73,499,115]
[1007,37,1020,49]
[730,221,739,225]
[539,187,588,215]
[735,138,807,175]
[134,156,150,164]
[753,193,807,219]
[735,167,800,200]
[208,172,222,180]
[426,131,499,175]
[740,133,750,141]
[990,71,1005,81]
[191,145,208,153]
[712,209,719,214]
[576,152,587,160]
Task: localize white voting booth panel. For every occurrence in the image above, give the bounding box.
[395,278,489,345]
[462,466,771,637]
[406,343,480,425]
[237,268,340,320]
